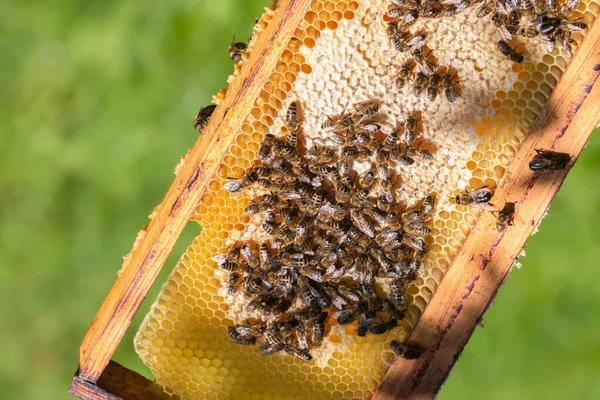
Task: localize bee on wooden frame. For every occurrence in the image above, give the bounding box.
[529,149,572,172]
[493,201,516,232]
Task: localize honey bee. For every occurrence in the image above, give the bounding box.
[369,318,399,335]
[227,272,241,295]
[426,72,441,102]
[387,22,410,52]
[193,104,217,132]
[385,211,402,229]
[385,299,406,320]
[497,40,524,63]
[285,344,313,361]
[350,209,376,238]
[228,325,259,345]
[390,339,422,359]
[354,101,380,121]
[285,101,300,128]
[421,194,435,220]
[453,186,494,208]
[338,284,362,303]
[382,130,399,150]
[413,71,429,96]
[312,311,328,346]
[335,185,352,204]
[389,278,407,306]
[442,74,461,103]
[224,170,259,193]
[395,61,415,89]
[357,311,376,337]
[298,277,319,307]
[491,14,515,42]
[359,169,377,188]
[405,219,432,236]
[228,36,247,63]
[529,149,571,172]
[476,0,495,17]
[421,1,444,17]
[493,201,516,232]
[411,48,436,76]
[324,285,348,310]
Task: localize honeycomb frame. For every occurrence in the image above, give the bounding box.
[70,0,600,399]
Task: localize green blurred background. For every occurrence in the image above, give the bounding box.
[1,1,599,399]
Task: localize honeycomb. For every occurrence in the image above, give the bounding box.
[134,0,599,399]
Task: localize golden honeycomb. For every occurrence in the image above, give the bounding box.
[134,0,599,398]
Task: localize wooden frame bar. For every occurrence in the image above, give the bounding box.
[70,0,600,398]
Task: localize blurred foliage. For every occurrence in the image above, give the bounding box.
[0,1,598,399]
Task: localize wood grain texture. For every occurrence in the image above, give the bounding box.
[373,18,600,400]
[77,0,314,382]
[70,360,158,400]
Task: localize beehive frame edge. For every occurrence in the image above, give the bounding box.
[70,0,600,398]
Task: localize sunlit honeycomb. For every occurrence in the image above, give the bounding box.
[134,0,599,398]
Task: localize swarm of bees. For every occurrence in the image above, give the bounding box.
[386,0,587,63]
[218,100,437,361]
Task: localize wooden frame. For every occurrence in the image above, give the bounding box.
[70,0,600,398]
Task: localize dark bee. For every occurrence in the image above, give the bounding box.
[260,342,285,356]
[350,208,376,238]
[491,14,514,42]
[494,201,516,232]
[421,1,444,17]
[193,104,217,132]
[497,40,524,63]
[395,61,415,89]
[312,311,328,346]
[390,278,407,307]
[442,74,460,103]
[390,340,422,360]
[228,325,259,345]
[228,37,247,63]
[369,318,399,335]
[421,194,435,220]
[359,169,376,188]
[224,170,259,193]
[286,101,300,128]
[454,186,494,208]
[529,149,571,172]
[387,22,410,52]
[476,0,495,18]
[285,345,313,361]
[426,72,441,102]
[227,272,241,295]
[413,72,429,97]
[405,220,431,237]
[411,48,436,76]
[357,311,376,337]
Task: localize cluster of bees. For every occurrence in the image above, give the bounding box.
[386,6,462,103]
[385,0,587,64]
[191,4,576,364]
[216,100,436,361]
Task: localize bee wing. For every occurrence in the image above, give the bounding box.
[212,254,228,265]
[406,35,426,49]
[561,0,580,14]
[498,25,513,41]
[563,22,586,32]
[351,210,376,238]
[223,179,244,192]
